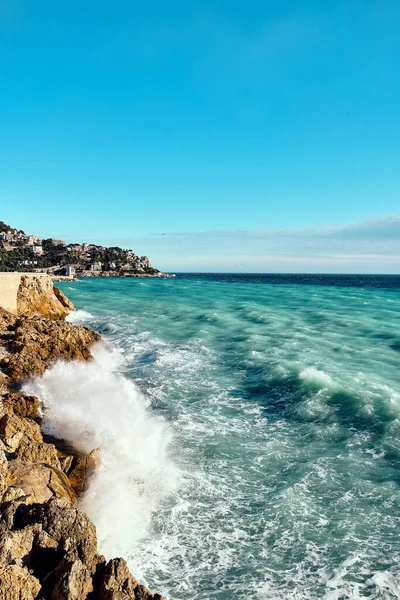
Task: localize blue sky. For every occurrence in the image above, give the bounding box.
[0,0,399,272]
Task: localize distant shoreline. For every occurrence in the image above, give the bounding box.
[51,272,173,282]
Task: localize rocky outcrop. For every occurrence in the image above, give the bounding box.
[0,298,165,599]
[17,274,75,320]
[0,309,99,383]
[0,273,74,320]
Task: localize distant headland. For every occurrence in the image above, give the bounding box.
[0,221,169,279]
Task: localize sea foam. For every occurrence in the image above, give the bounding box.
[23,343,180,581]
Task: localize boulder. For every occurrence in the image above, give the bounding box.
[0,411,43,454]
[5,461,76,504]
[52,558,93,600]
[15,441,61,469]
[99,558,165,600]
[17,274,75,320]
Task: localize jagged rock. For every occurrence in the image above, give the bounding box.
[58,453,74,474]
[5,314,100,382]
[0,411,43,453]
[52,558,93,600]
[0,288,165,600]
[2,392,42,421]
[0,413,25,452]
[15,441,61,469]
[17,275,75,320]
[6,461,76,504]
[68,448,100,496]
[99,558,165,600]
[0,564,41,599]
[0,521,41,568]
[0,441,8,496]
[16,497,103,575]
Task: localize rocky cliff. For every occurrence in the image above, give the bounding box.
[0,276,165,599]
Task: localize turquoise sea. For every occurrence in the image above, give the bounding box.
[49,274,400,599]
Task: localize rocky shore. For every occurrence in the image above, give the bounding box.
[0,274,165,599]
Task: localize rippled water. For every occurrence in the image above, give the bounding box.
[56,274,400,599]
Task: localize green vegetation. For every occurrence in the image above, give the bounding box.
[0,220,159,275]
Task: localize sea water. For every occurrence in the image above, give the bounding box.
[25,274,400,599]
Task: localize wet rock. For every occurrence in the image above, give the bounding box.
[2,392,42,421]
[68,448,100,496]
[15,441,61,469]
[5,315,100,383]
[58,453,74,475]
[99,558,165,600]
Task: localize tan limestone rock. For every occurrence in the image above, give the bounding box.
[0,413,24,452]
[17,497,103,575]
[0,564,41,600]
[0,411,43,454]
[0,522,41,568]
[15,441,61,469]
[52,559,93,600]
[99,558,165,600]
[6,461,76,504]
[68,448,100,496]
[2,392,41,421]
[5,315,100,383]
[17,274,75,320]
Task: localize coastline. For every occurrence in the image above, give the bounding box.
[51,272,173,282]
[0,273,165,599]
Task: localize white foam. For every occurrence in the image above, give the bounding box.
[299,367,336,390]
[23,344,180,580]
[66,309,95,324]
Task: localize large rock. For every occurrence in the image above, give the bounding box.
[99,558,165,600]
[68,448,100,497]
[16,497,102,575]
[52,558,93,600]
[0,273,74,320]
[17,274,75,320]
[5,461,76,504]
[2,313,100,383]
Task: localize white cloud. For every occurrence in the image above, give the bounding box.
[96,216,400,274]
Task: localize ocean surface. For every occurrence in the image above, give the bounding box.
[26,274,400,599]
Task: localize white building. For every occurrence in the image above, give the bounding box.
[30,245,43,255]
[51,238,66,246]
[90,262,102,271]
[65,265,76,277]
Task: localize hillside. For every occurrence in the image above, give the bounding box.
[0,222,161,277]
